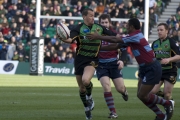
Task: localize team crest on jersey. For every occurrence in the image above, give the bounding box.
[164,44,168,48]
[96,28,100,32]
[83,28,90,33]
[153,44,158,48]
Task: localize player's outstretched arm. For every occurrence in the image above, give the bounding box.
[86,31,124,43]
[56,34,73,44]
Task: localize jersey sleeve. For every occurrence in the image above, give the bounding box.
[121,32,144,43]
[170,39,180,55]
[151,41,155,49]
[70,25,80,41]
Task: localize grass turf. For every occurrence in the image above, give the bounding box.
[0,75,179,120]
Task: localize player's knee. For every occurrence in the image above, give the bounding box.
[137,93,148,102]
[149,90,156,95]
[164,92,172,100]
[82,78,90,86]
[137,93,141,99]
[137,94,142,100]
[102,82,110,88]
[116,86,125,93]
[82,79,90,86]
[102,85,111,92]
[137,93,139,98]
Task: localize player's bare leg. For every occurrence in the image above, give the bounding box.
[82,66,95,104]
[100,76,111,92]
[138,83,174,120]
[138,84,155,103]
[163,80,174,100]
[150,81,164,97]
[82,66,95,86]
[113,78,128,101]
[137,77,141,93]
[82,66,95,119]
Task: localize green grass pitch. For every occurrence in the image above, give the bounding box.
[0,74,179,120]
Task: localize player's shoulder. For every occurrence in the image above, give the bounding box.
[152,39,159,44]
[70,23,83,32]
[154,39,159,42]
[168,37,179,47]
[168,37,176,42]
[151,39,159,48]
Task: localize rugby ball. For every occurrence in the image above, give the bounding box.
[56,22,70,40]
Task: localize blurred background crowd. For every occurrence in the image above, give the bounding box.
[0,0,179,65]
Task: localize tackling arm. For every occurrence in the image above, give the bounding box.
[86,31,124,43]
[98,35,123,43]
[56,34,73,43]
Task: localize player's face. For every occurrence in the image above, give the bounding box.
[84,10,94,26]
[100,19,110,28]
[157,25,168,39]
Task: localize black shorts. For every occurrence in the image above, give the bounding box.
[96,60,123,80]
[138,60,162,85]
[161,67,177,84]
[74,55,98,75]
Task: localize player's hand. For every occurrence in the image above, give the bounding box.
[117,60,124,69]
[86,30,100,40]
[160,58,170,64]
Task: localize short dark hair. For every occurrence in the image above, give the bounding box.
[99,14,111,23]
[158,23,169,30]
[82,8,93,16]
[128,18,140,30]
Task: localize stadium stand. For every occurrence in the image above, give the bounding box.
[148,0,179,43]
[0,0,177,66]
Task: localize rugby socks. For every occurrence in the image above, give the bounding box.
[85,82,93,97]
[79,91,88,107]
[148,94,170,106]
[104,92,116,113]
[143,101,165,119]
[142,94,171,119]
